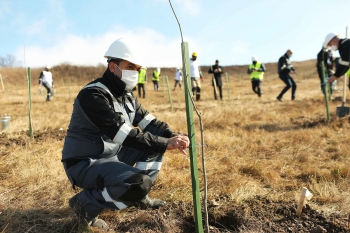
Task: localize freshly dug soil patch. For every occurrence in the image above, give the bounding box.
[0,128,66,147]
[102,196,349,232]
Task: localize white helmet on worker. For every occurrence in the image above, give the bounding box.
[156,67,161,72]
[252,56,258,62]
[45,64,51,69]
[104,38,143,66]
[324,33,339,48]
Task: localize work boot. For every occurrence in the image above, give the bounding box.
[276,96,283,102]
[69,195,109,231]
[133,196,166,209]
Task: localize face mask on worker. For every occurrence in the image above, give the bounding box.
[288,54,292,58]
[331,44,338,51]
[114,64,138,91]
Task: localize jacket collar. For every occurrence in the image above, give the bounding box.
[102,68,132,97]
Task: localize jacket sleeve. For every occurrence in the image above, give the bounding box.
[133,100,174,138]
[78,88,169,153]
[259,64,266,72]
[334,40,350,77]
[208,66,214,74]
[198,66,203,78]
[39,71,43,84]
[278,56,291,73]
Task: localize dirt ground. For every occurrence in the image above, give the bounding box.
[1,129,349,233]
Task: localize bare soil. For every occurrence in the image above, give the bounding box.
[1,129,349,233]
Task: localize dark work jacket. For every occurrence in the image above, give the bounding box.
[208,65,223,86]
[316,49,333,76]
[278,54,295,75]
[334,39,350,77]
[62,69,174,161]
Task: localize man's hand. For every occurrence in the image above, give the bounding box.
[328,75,337,84]
[167,134,190,155]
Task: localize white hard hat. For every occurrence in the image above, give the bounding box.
[156,67,160,72]
[252,56,258,61]
[323,33,339,48]
[45,64,51,69]
[104,38,143,66]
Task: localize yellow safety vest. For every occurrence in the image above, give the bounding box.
[249,62,264,80]
[346,69,350,78]
[138,68,147,84]
[152,70,160,81]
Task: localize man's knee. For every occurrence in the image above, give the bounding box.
[196,86,201,92]
[118,173,152,203]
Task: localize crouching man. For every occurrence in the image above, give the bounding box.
[61,38,189,231]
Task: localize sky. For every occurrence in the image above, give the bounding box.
[1,0,350,68]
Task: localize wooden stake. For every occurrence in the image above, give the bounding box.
[0,74,4,91]
[27,67,33,138]
[225,72,230,100]
[296,187,313,217]
[165,76,173,111]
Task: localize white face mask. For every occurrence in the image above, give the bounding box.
[331,45,338,51]
[115,64,138,91]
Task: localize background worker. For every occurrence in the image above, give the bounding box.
[347,69,350,90]
[173,67,182,90]
[208,59,224,100]
[62,39,189,231]
[316,47,334,94]
[38,64,54,102]
[276,49,297,102]
[247,56,266,97]
[152,67,161,91]
[190,52,203,101]
[325,33,350,84]
[137,66,147,98]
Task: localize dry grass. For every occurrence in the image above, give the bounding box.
[0,61,349,232]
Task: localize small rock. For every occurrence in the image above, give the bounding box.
[310,225,327,233]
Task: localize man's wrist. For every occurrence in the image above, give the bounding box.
[171,132,181,137]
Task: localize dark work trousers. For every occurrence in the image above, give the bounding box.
[153,81,159,91]
[317,65,334,96]
[138,83,146,98]
[174,80,182,90]
[277,73,297,100]
[251,79,262,97]
[214,86,223,100]
[42,81,52,101]
[63,146,164,219]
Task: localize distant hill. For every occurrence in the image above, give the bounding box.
[0,59,318,88]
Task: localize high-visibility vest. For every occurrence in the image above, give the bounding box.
[138,68,147,84]
[152,70,160,81]
[346,69,350,78]
[249,62,264,80]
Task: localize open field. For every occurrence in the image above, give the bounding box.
[0,61,350,232]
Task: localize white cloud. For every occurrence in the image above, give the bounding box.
[15,25,190,68]
[174,0,202,16]
[0,0,11,18]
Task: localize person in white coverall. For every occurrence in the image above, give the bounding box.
[38,65,54,101]
[190,52,203,101]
